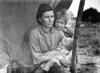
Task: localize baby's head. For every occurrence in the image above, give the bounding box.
[60,38,73,51]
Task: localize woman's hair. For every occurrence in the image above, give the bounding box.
[36,4,53,24]
[54,9,69,25]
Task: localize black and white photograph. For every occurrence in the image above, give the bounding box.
[0,0,100,73]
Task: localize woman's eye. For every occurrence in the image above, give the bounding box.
[43,15,54,18]
[51,16,54,18]
[44,16,49,18]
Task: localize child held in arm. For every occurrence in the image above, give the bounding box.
[44,38,73,71]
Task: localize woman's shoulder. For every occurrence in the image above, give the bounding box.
[30,26,40,36]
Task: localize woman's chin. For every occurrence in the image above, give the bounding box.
[47,24,53,28]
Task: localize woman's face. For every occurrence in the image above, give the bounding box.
[40,10,54,28]
[55,19,65,30]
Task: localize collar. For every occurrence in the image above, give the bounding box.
[39,25,55,35]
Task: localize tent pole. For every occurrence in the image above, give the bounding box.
[70,0,85,73]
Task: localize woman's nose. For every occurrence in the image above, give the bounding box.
[49,17,54,22]
[49,17,52,22]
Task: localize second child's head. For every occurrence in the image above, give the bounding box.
[54,9,69,31]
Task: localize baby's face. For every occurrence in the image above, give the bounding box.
[55,19,65,30]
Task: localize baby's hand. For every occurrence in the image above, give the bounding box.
[60,59,70,67]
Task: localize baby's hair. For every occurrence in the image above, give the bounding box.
[61,38,73,51]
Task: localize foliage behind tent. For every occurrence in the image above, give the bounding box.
[82,8,100,24]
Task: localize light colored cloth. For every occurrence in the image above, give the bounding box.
[45,46,70,57]
[44,37,73,69]
[29,25,66,65]
[0,50,9,69]
[44,48,72,71]
[0,64,8,73]
[45,46,72,66]
[43,58,61,71]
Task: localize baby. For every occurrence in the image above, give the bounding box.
[43,38,73,72]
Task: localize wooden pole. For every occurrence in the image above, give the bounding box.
[70,0,85,73]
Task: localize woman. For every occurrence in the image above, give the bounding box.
[29,4,67,73]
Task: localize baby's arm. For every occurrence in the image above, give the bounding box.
[44,51,53,58]
[44,50,59,59]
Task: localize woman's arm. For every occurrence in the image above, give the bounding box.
[29,32,52,64]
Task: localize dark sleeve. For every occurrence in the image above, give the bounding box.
[63,27,74,38]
